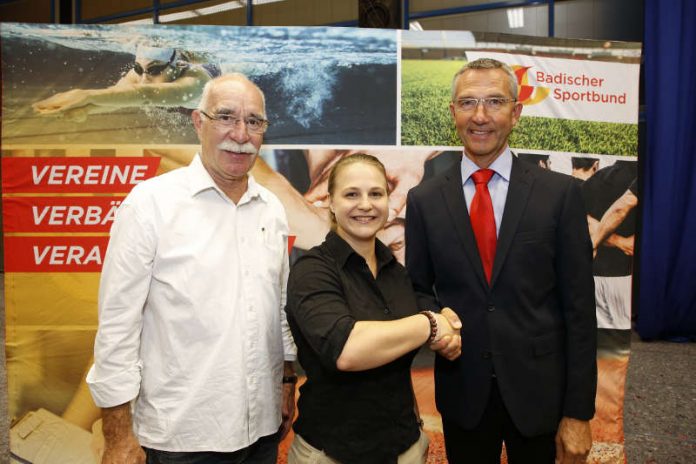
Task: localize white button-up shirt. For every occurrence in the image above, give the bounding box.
[87,154,296,452]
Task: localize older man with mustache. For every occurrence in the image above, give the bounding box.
[87,73,297,464]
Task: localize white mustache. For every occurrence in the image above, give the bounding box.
[217,141,258,155]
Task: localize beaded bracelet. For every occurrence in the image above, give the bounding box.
[420,310,438,344]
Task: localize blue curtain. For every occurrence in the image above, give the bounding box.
[638,0,696,339]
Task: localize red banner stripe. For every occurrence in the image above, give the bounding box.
[3,196,125,233]
[4,236,110,272]
[2,157,160,194]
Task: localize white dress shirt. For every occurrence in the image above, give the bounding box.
[87,154,297,452]
[460,147,514,236]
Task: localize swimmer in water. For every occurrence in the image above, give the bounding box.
[32,44,221,121]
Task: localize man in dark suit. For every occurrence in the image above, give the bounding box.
[405,58,597,463]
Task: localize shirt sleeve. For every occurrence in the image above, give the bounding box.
[86,190,155,408]
[405,190,441,312]
[280,232,297,362]
[286,254,356,371]
[557,179,598,420]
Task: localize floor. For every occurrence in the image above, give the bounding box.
[622,332,696,463]
[1,275,694,463]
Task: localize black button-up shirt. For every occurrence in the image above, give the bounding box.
[286,231,421,464]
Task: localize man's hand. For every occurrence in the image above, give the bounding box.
[101,403,145,464]
[280,382,296,440]
[555,417,592,464]
[101,432,145,464]
[429,307,462,361]
[279,361,297,439]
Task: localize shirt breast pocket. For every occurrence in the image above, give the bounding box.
[514,227,556,244]
[256,231,284,284]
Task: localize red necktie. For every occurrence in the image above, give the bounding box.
[470,169,496,284]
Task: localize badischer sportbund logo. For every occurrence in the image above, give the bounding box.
[512,65,627,106]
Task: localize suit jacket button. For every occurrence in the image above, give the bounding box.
[482,351,492,359]
[384,307,390,314]
[487,304,495,312]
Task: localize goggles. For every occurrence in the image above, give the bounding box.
[133,50,176,76]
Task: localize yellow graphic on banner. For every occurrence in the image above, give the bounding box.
[512,65,551,106]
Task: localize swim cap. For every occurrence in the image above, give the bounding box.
[135,45,175,63]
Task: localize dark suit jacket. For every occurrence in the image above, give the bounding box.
[405,154,597,437]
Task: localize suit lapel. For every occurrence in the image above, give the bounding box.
[490,155,535,285]
[440,162,490,289]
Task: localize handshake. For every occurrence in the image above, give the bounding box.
[426,308,462,361]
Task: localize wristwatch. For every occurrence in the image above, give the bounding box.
[282,374,298,384]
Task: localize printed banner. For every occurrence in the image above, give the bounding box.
[400,30,640,155]
[466,51,640,124]
[1,24,397,146]
[2,23,641,464]
[3,196,125,233]
[4,236,110,272]
[2,157,159,194]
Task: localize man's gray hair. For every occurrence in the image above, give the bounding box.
[451,58,518,101]
[198,72,267,115]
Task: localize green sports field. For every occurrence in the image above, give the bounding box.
[401,59,638,156]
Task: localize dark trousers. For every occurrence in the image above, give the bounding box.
[145,431,280,464]
[442,380,556,464]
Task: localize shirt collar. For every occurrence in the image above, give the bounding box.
[187,153,268,203]
[324,230,395,270]
[243,175,269,204]
[460,146,513,184]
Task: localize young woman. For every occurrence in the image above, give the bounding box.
[286,153,461,464]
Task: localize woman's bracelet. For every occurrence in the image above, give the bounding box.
[420,310,439,344]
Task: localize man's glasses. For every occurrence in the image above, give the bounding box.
[453,97,517,113]
[133,61,171,76]
[200,110,270,134]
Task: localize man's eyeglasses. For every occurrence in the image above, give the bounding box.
[453,97,517,113]
[200,110,270,134]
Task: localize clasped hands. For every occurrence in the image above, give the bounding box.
[429,307,462,361]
